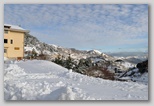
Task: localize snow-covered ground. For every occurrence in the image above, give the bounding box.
[4,60,148,100]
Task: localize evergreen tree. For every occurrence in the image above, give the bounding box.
[32,48,37,59]
[53,54,63,65]
[65,54,74,69]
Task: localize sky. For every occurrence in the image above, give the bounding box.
[4,4,148,53]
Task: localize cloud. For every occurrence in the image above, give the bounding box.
[4,4,148,52]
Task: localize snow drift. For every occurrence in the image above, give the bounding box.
[4,60,148,100]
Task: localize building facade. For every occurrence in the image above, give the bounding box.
[4,24,29,59]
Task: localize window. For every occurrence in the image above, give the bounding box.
[4,49,7,53]
[4,30,8,34]
[14,47,20,50]
[4,39,8,43]
[11,40,13,44]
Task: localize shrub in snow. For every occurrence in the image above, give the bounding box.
[136,60,148,74]
[65,54,74,69]
[84,66,115,80]
[52,54,77,70]
[36,51,48,60]
[53,54,63,65]
[31,48,38,59]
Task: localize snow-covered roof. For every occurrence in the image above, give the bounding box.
[4,24,29,33]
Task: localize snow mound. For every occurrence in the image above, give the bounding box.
[4,60,148,100]
[4,64,26,81]
[41,86,76,100]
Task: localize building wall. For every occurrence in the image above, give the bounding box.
[4,30,24,59]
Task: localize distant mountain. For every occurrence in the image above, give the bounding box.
[24,33,55,55]
[24,33,144,74]
[113,55,148,64]
[124,57,143,64]
[108,52,148,57]
[24,33,111,60]
[87,50,102,55]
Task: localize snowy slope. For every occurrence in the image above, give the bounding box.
[93,50,102,54]
[24,46,40,54]
[4,60,148,100]
[87,50,102,55]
